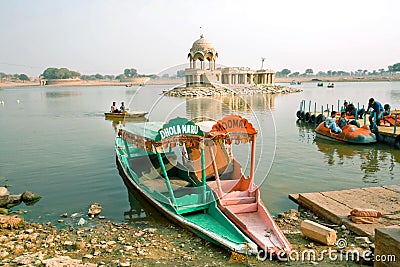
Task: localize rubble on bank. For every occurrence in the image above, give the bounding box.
[0,207,375,267]
[163,84,302,97]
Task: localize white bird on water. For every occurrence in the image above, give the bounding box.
[0,100,4,105]
[16,99,20,104]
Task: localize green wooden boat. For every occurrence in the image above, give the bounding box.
[115,117,257,254]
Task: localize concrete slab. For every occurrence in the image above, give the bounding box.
[374,226,400,267]
[289,185,400,238]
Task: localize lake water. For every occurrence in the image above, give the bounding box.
[0,82,399,224]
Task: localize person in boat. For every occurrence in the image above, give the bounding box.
[343,102,353,115]
[343,102,364,119]
[325,111,342,133]
[383,103,391,116]
[338,112,348,128]
[110,101,119,113]
[120,101,127,112]
[367,98,384,126]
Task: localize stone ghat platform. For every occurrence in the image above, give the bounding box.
[289,184,400,239]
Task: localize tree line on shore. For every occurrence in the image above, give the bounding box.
[2,63,400,83]
[39,67,158,81]
[0,72,30,83]
[275,63,400,77]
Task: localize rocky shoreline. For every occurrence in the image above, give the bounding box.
[0,207,374,267]
[163,85,302,97]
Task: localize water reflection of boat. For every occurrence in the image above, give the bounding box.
[108,117,148,132]
[115,117,257,254]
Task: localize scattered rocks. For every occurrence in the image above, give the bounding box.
[88,203,103,217]
[6,194,22,208]
[21,190,41,204]
[0,214,24,229]
[354,236,371,244]
[43,256,97,267]
[0,187,10,207]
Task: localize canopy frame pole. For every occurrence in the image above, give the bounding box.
[208,143,223,198]
[249,134,256,191]
[200,141,207,204]
[155,146,177,206]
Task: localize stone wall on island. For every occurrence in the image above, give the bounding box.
[163,83,301,97]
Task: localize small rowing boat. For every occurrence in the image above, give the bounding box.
[105,110,148,119]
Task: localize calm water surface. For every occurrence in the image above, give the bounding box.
[0,82,399,223]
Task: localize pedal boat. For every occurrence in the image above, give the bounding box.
[315,122,376,144]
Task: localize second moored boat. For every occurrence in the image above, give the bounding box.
[191,115,291,255]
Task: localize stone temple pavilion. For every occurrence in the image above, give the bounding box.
[185,35,275,88]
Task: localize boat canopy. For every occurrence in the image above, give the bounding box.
[120,118,205,153]
[198,114,257,143]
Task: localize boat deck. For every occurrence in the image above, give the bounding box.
[289,184,400,238]
[235,211,281,249]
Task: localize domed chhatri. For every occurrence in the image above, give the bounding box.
[185,34,275,88]
[190,34,216,53]
[188,34,218,71]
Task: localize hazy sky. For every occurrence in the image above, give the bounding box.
[1,0,399,76]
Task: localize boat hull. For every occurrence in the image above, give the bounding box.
[315,122,376,144]
[115,145,257,254]
[105,111,147,119]
[208,179,292,255]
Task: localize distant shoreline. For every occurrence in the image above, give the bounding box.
[1,75,400,88]
[275,74,400,83]
[0,78,185,88]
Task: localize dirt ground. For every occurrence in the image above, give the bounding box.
[0,207,376,267]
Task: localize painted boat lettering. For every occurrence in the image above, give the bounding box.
[160,124,199,139]
[221,119,246,130]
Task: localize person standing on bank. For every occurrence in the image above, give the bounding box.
[367,98,384,126]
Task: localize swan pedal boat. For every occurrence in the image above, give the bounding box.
[315,122,376,144]
[115,118,257,254]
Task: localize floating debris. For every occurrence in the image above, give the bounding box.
[77,218,86,226]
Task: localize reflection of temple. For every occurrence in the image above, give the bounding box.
[185,35,275,88]
[185,94,275,119]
